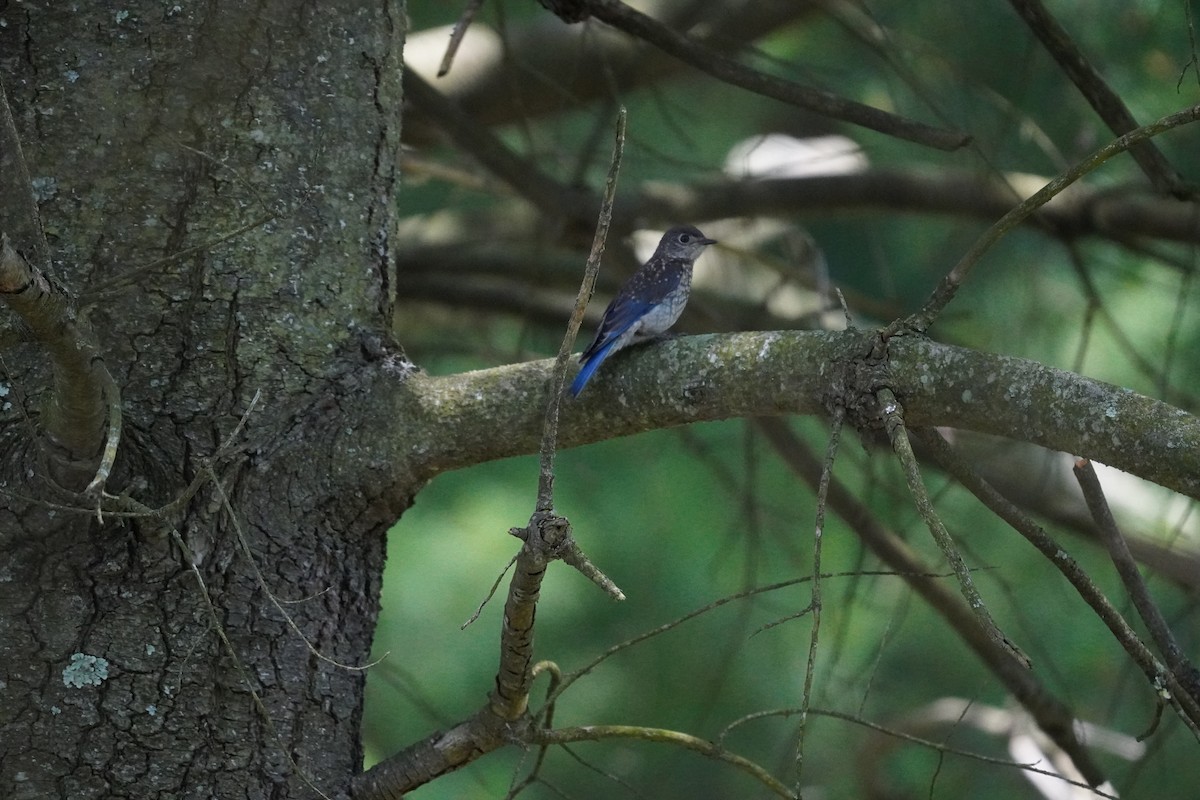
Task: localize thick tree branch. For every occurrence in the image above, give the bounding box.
[392,331,1200,502]
[352,706,521,799]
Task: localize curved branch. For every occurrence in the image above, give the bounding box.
[0,235,120,494]
[405,0,823,140]
[534,724,795,798]
[579,0,970,150]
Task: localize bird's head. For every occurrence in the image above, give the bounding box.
[658,225,717,260]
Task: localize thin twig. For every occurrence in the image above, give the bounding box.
[723,704,1119,799]
[462,552,519,629]
[403,69,594,221]
[81,212,276,306]
[913,428,1200,735]
[1182,0,1200,90]
[439,0,487,77]
[207,465,387,672]
[899,103,1200,334]
[794,409,842,790]
[83,365,122,516]
[0,78,51,270]
[753,418,1114,786]
[1009,0,1184,194]
[812,707,1120,799]
[876,388,1030,669]
[1063,242,1164,389]
[536,107,626,512]
[542,570,915,714]
[1072,459,1200,701]
[84,140,281,305]
[171,531,336,800]
[533,724,796,799]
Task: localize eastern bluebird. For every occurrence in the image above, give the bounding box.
[570,225,717,396]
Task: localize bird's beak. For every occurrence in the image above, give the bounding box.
[700,237,717,245]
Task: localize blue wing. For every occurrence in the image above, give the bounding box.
[570,297,655,396]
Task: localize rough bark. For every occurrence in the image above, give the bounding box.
[0,3,406,797]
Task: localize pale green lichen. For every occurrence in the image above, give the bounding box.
[62,652,109,688]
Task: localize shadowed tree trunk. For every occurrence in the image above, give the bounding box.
[0,3,406,797]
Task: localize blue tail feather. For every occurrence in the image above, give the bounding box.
[570,339,619,396]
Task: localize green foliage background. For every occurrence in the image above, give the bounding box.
[367,1,1200,797]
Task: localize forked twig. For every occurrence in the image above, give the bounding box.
[354,108,631,800]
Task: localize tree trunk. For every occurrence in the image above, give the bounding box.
[0,3,407,797]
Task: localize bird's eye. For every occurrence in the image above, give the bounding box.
[678,233,692,243]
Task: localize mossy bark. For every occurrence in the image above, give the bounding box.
[0,3,406,797]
